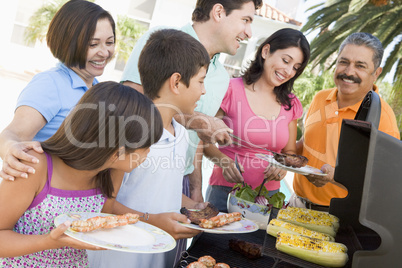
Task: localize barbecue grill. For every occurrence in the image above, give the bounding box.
[263,91,402,267]
[329,119,402,267]
[180,91,402,268]
[331,90,401,267]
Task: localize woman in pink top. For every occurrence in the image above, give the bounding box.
[204,28,310,212]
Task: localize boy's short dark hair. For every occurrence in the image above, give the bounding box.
[192,0,263,22]
[139,29,210,100]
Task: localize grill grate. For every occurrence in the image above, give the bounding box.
[262,208,327,268]
[262,226,367,268]
[261,207,371,268]
[181,230,301,268]
[176,251,199,268]
[182,219,377,267]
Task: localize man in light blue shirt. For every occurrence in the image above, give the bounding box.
[121,0,262,204]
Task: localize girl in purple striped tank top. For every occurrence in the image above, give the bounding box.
[0,81,163,267]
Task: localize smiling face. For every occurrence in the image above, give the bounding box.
[334,44,382,103]
[218,1,255,55]
[261,46,304,88]
[178,66,207,114]
[72,18,115,84]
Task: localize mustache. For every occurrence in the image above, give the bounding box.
[337,73,361,84]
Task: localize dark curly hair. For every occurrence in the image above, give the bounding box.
[242,28,310,110]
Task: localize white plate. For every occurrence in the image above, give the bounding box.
[256,153,326,176]
[178,213,259,234]
[54,212,176,253]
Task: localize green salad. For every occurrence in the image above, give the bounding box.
[231,183,286,209]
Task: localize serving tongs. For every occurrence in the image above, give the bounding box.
[229,133,285,158]
[177,251,199,268]
[234,153,245,187]
[230,133,280,196]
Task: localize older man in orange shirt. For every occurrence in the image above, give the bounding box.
[291,32,400,211]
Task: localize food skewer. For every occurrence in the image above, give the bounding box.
[199,212,242,229]
[229,133,308,168]
[70,213,139,232]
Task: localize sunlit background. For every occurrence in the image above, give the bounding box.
[1,0,400,195]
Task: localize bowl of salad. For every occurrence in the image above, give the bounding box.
[227,183,286,229]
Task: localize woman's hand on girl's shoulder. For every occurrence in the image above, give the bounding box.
[47,221,105,251]
[0,142,43,181]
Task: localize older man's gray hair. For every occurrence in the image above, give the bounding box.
[339,32,384,70]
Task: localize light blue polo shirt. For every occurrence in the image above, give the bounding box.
[88,118,188,267]
[16,63,97,141]
[121,23,230,175]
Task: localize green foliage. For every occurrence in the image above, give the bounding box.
[24,0,70,45]
[297,126,303,140]
[293,64,335,111]
[302,0,401,79]
[377,80,393,101]
[302,0,402,132]
[116,15,146,62]
[23,0,144,64]
[383,75,402,139]
[348,0,369,12]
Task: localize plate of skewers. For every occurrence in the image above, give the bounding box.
[54,212,176,253]
[179,205,258,234]
[256,153,326,176]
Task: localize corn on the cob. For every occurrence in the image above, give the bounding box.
[277,207,338,237]
[276,232,348,267]
[267,219,335,241]
[285,207,339,231]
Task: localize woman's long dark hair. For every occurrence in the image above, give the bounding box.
[41,82,163,197]
[242,28,310,110]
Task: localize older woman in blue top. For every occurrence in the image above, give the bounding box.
[0,0,115,180]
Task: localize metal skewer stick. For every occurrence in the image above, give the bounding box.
[234,153,245,187]
[229,133,282,157]
[230,133,277,196]
[256,178,269,197]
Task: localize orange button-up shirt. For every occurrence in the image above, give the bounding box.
[293,86,400,206]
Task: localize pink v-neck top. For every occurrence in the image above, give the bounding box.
[1,152,105,267]
[209,77,303,190]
